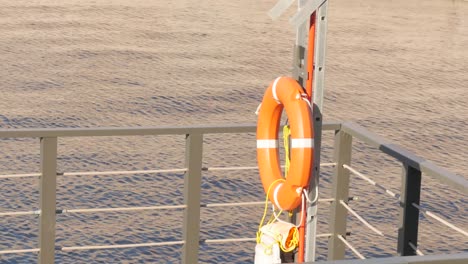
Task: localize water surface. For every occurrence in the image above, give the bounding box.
[0,0,466,263]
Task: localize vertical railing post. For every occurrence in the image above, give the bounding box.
[328,129,352,260]
[182,133,203,264]
[39,137,58,264]
[312,0,329,111]
[397,164,421,256]
[304,104,323,262]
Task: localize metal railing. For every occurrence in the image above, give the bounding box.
[327,122,467,262]
[0,121,466,264]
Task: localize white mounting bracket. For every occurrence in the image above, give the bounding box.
[269,0,327,29]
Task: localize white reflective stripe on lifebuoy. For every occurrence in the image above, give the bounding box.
[291,138,314,148]
[257,139,279,149]
[273,182,284,210]
[272,77,282,104]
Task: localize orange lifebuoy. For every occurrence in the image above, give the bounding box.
[257,76,314,211]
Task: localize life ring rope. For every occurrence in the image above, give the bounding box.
[282,124,291,178]
[255,178,318,255]
[256,178,300,253]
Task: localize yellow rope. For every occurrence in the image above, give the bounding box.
[279,227,299,252]
[283,125,295,221]
[257,178,285,243]
[283,125,291,178]
[255,125,299,253]
[256,178,299,253]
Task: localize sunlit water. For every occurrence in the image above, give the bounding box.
[0,0,466,263]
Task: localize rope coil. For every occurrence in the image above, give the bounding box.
[257,179,299,254]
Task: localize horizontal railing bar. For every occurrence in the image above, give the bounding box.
[205,164,336,171]
[203,166,257,171]
[205,201,264,207]
[0,169,187,179]
[339,200,384,237]
[343,165,399,199]
[0,162,336,180]
[418,161,467,194]
[61,233,336,252]
[61,241,185,251]
[0,173,40,179]
[62,168,186,177]
[337,235,365,260]
[0,124,256,138]
[412,203,468,237]
[2,199,337,218]
[341,122,467,194]
[61,233,335,252]
[318,198,335,203]
[0,169,189,179]
[408,242,424,256]
[340,122,390,148]
[205,198,334,208]
[316,233,333,238]
[0,122,341,139]
[309,253,468,264]
[203,234,332,244]
[0,210,39,217]
[323,122,342,131]
[62,205,186,214]
[202,164,338,172]
[203,238,256,243]
[0,248,40,255]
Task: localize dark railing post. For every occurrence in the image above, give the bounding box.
[398,163,422,256]
[182,133,203,264]
[328,129,352,260]
[39,137,58,264]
